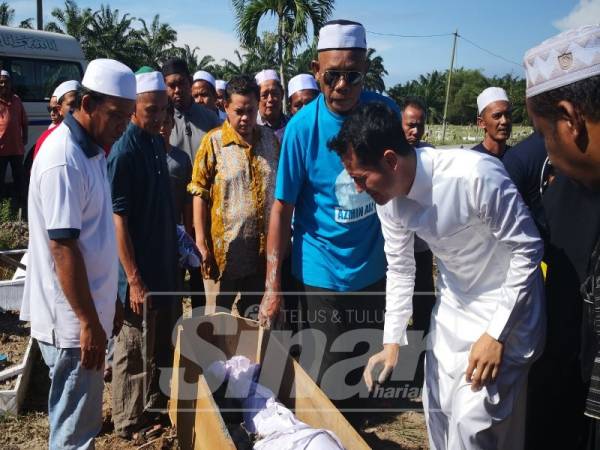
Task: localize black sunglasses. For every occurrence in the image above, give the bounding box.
[47,105,61,113]
[322,70,364,88]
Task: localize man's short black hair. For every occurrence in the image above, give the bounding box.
[401,96,427,116]
[528,74,600,123]
[328,102,412,166]
[74,86,107,110]
[162,58,191,79]
[225,75,260,103]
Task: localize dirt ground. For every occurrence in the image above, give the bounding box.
[0,298,429,449]
[0,311,31,390]
[0,348,428,449]
[0,350,180,450]
[0,353,428,450]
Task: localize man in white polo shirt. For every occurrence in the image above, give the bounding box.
[21,58,136,450]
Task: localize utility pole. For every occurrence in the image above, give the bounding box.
[36,0,43,30]
[441,30,458,145]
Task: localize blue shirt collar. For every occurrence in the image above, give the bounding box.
[63,113,101,159]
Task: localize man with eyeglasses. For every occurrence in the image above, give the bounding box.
[33,80,81,160]
[47,93,61,129]
[258,19,399,406]
[255,69,288,141]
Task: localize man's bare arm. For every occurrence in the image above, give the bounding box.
[258,200,295,327]
[49,238,105,370]
[183,202,193,237]
[192,195,216,278]
[113,213,148,314]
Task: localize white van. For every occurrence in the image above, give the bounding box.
[0,26,86,177]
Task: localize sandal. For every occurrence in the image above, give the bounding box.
[117,423,164,442]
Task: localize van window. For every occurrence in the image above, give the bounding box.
[0,57,83,102]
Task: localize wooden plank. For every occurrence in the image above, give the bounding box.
[168,325,183,427]
[291,358,371,450]
[172,313,370,450]
[169,325,200,450]
[193,374,236,450]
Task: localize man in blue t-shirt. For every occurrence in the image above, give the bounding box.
[258,19,399,402]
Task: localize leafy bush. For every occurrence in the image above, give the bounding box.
[0,199,28,251]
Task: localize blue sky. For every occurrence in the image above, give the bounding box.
[11,0,598,88]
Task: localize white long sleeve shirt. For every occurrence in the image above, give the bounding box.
[379,147,545,364]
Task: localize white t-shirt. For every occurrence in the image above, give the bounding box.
[21,115,118,348]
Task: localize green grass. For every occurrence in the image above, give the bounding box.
[424,124,533,147]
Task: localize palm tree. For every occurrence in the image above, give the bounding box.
[18,18,33,29]
[232,0,334,109]
[170,44,201,72]
[45,0,93,40]
[0,2,34,28]
[0,2,14,26]
[137,15,177,67]
[288,41,316,76]
[84,5,139,68]
[363,48,388,93]
[221,32,279,79]
[197,55,216,71]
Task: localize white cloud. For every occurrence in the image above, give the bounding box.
[554,0,600,30]
[175,24,242,63]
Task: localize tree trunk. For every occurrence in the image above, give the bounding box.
[278,14,287,115]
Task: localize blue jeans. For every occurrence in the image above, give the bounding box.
[38,340,104,450]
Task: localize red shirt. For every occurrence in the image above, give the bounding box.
[0,94,27,156]
[33,124,58,160]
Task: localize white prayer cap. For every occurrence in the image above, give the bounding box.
[288,74,319,98]
[0,70,9,77]
[524,24,600,98]
[317,19,367,52]
[193,70,216,89]
[135,71,167,95]
[82,59,136,100]
[477,87,509,114]
[255,69,280,86]
[53,80,81,102]
[216,80,227,91]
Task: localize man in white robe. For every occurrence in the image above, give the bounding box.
[327,101,545,450]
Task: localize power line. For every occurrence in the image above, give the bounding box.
[366,29,522,68]
[366,30,453,38]
[458,34,522,67]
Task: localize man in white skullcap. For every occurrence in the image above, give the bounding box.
[288,73,319,115]
[472,86,513,159]
[33,80,81,160]
[524,24,600,447]
[255,68,288,140]
[258,20,401,407]
[216,79,227,113]
[192,70,225,122]
[328,98,544,449]
[108,70,179,440]
[47,92,60,129]
[21,58,136,450]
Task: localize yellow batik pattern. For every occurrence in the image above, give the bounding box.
[188,120,279,280]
